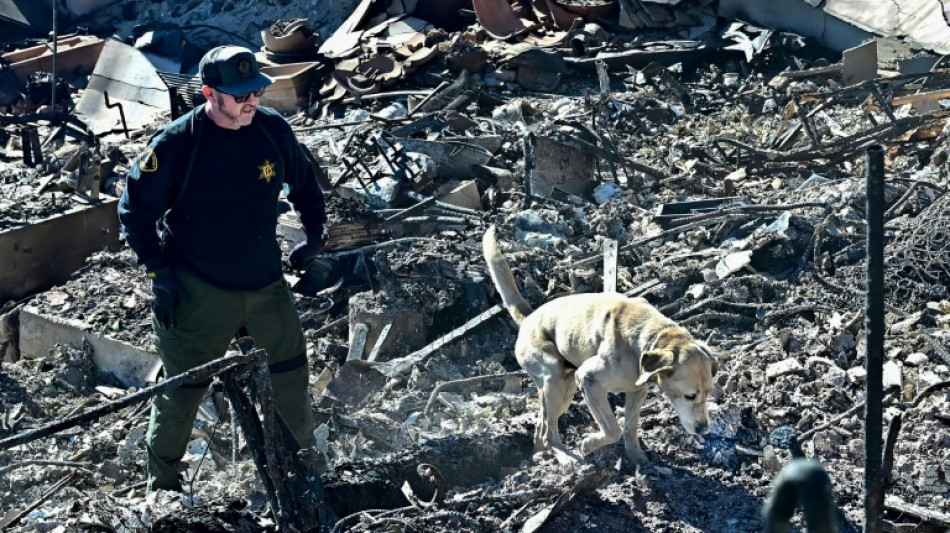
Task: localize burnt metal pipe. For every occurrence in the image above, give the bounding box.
[51,0,58,109]
[864,144,885,533]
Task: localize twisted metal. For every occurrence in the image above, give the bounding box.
[885,191,950,305]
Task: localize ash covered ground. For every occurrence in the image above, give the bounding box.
[2,0,950,532]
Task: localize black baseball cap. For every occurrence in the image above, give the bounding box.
[198,46,273,94]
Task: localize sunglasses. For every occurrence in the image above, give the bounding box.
[224,87,266,103]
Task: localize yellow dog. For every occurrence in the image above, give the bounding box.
[483,225,719,465]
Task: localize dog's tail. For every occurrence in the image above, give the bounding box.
[483,224,533,325]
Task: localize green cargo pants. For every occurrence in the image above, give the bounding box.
[145,267,315,493]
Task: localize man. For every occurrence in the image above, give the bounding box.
[119,45,327,493]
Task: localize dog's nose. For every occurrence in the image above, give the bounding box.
[695,422,709,434]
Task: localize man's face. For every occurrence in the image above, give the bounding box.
[211,89,259,128]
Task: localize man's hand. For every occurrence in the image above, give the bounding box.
[149,268,192,329]
[289,233,326,271]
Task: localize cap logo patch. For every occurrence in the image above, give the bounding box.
[237,58,252,77]
[258,159,276,183]
[138,147,158,173]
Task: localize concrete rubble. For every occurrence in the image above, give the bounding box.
[2,0,950,531]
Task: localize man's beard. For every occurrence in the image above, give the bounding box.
[215,93,255,127]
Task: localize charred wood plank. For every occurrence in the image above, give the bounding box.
[884,496,950,527]
[223,371,280,519]
[0,353,257,451]
[226,346,325,532]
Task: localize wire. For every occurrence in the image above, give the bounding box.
[187,390,223,500]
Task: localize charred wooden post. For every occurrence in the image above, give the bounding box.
[227,341,326,532]
[19,128,33,166]
[522,131,534,199]
[864,144,885,533]
[222,367,282,524]
[255,354,301,529]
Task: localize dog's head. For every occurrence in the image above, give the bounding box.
[635,333,719,435]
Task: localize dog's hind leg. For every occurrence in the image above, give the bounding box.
[551,368,577,426]
[575,359,623,457]
[519,342,575,451]
[622,386,650,467]
[534,366,575,450]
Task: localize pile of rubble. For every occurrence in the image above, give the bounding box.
[3,0,950,531]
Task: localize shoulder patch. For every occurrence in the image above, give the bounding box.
[138,148,158,173]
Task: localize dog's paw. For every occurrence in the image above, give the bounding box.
[580,436,607,457]
[550,446,584,467]
[624,448,650,468]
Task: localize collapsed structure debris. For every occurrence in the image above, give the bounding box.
[2,0,950,531]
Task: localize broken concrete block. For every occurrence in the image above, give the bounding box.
[766,358,804,380]
[714,250,753,280]
[435,180,483,211]
[324,360,388,409]
[530,136,595,198]
[762,445,781,473]
[821,365,847,387]
[883,361,903,390]
[18,307,158,387]
[847,366,867,383]
[337,176,401,208]
[349,291,427,361]
[593,182,623,204]
[905,352,929,366]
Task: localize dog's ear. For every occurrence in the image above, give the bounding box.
[636,349,675,386]
[695,340,720,376]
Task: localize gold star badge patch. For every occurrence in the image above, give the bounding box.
[138,148,158,173]
[258,159,276,183]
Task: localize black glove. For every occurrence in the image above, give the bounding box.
[292,256,343,296]
[149,267,192,329]
[289,232,326,271]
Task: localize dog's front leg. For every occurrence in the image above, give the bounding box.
[576,361,622,457]
[622,386,650,467]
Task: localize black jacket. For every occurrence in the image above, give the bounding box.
[118,104,326,290]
